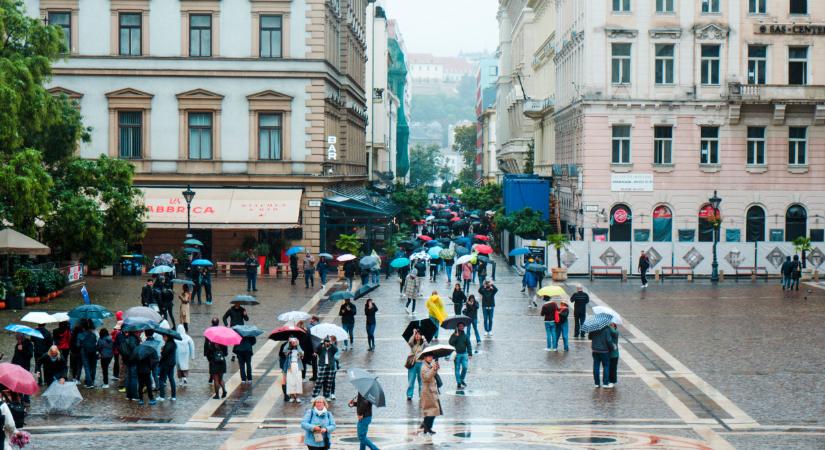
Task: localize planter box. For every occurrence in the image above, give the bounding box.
[100,265,114,277]
[801,268,814,281]
[268,266,277,276]
[551,267,568,282]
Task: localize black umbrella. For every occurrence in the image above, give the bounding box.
[440,315,472,330]
[451,220,468,230]
[231,295,260,305]
[354,283,379,300]
[433,219,449,225]
[268,326,314,355]
[437,238,451,246]
[398,240,417,248]
[347,368,386,408]
[133,343,158,361]
[436,226,450,233]
[437,210,452,219]
[232,324,263,337]
[402,319,437,342]
[154,327,182,340]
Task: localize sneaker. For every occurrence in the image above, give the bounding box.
[407,397,412,401]
[604,383,614,389]
[329,394,336,400]
[111,376,119,380]
[213,395,220,400]
[102,384,109,389]
[138,400,145,406]
[171,397,176,401]
[545,348,552,352]
[594,384,600,388]
[295,398,302,403]
[206,301,213,305]
[157,397,165,402]
[149,400,157,405]
[552,349,558,352]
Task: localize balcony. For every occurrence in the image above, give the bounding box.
[523,96,555,118]
[729,83,825,104]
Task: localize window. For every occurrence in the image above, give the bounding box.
[700,126,719,164]
[700,45,720,85]
[48,12,71,53]
[612,0,630,12]
[790,0,807,15]
[118,111,142,159]
[788,46,808,85]
[258,113,282,160]
[654,126,672,164]
[746,206,765,242]
[748,0,766,13]
[189,14,212,57]
[119,13,141,56]
[609,204,632,242]
[612,125,631,164]
[786,205,807,241]
[655,44,674,84]
[653,205,673,242]
[747,127,765,165]
[656,0,674,13]
[489,66,498,76]
[188,112,213,159]
[789,127,807,165]
[698,204,720,242]
[701,0,719,13]
[259,15,282,58]
[611,43,631,84]
[747,45,766,85]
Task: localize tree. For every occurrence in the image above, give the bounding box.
[460,183,502,212]
[452,124,477,168]
[793,236,812,269]
[408,144,442,187]
[0,149,52,236]
[391,183,428,225]
[547,233,570,268]
[494,207,551,239]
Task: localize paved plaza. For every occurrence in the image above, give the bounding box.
[7,259,825,449]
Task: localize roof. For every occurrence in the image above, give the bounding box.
[324,185,401,216]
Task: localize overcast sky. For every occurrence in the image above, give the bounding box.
[383,0,499,57]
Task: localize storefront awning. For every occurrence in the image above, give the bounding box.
[140,187,302,229]
[323,185,400,217]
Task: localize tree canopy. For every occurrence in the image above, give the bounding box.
[460,183,502,212]
[391,183,428,225]
[494,207,552,240]
[408,144,443,188]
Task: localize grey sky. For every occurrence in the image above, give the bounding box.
[382,0,499,56]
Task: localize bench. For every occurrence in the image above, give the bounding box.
[216,262,247,277]
[734,266,768,282]
[590,266,625,282]
[660,266,694,282]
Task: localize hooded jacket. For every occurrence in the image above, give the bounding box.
[425,294,447,323]
[478,285,498,308]
[174,324,196,371]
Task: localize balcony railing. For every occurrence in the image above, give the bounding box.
[523,96,555,118]
[729,82,825,104]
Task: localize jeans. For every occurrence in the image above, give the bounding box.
[161,304,176,328]
[463,279,471,294]
[791,277,799,290]
[429,316,439,339]
[305,269,315,288]
[346,277,353,290]
[609,356,619,384]
[482,307,494,333]
[406,297,416,312]
[640,268,648,285]
[478,275,487,286]
[469,318,481,343]
[361,273,369,286]
[342,323,355,347]
[152,364,160,390]
[554,321,569,351]
[446,265,453,282]
[158,364,176,398]
[592,352,610,385]
[100,356,112,385]
[319,270,328,285]
[370,271,380,285]
[237,352,252,381]
[203,283,213,303]
[472,266,477,283]
[782,275,791,289]
[247,273,257,291]
[454,353,469,385]
[81,352,97,386]
[406,362,421,398]
[366,323,376,349]
[357,416,379,450]
[544,322,556,350]
[574,313,587,337]
[126,365,138,399]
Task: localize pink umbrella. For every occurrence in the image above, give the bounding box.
[475,244,493,255]
[0,363,38,395]
[474,235,490,241]
[203,326,242,346]
[417,235,433,242]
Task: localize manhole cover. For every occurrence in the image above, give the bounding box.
[565,436,618,444]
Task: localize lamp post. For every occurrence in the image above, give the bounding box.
[709,190,722,283]
[182,185,196,238]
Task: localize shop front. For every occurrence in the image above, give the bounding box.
[321,186,400,254]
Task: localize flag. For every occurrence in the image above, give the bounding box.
[80,285,90,304]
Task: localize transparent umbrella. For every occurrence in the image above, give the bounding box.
[42,381,83,413]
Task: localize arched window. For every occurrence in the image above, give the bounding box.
[652,205,673,242]
[609,204,632,241]
[746,206,765,242]
[786,204,807,241]
[698,203,720,242]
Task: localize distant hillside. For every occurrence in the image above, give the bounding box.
[410,75,476,146]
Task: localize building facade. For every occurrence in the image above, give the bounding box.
[553,0,825,243]
[366,2,397,183]
[31,0,374,260]
[476,57,499,181]
[387,19,411,182]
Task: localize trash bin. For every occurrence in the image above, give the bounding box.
[6,285,24,310]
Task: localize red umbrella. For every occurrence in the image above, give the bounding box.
[450,211,458,217]
[425,209,432,214]
[450,217,461,222]
[0,363,38,395]
[475,244,493,255]
[474,235,490,241]
[411,220,425,225]
[204,326,242,346]
[417,235,433,242]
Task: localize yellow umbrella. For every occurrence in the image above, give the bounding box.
[537,285,567,298]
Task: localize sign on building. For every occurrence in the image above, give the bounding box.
[611,173,653,192]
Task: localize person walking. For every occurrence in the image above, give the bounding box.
[608,323,620,386]
[192,268,203,305]
[78,324,98,388]
[444,255,455,285]
[790,255,802,291]
[344,260,356,290]
[97,328,114,388]
[404,272,421,315]
[370,265,381,285]
[425,292,446,341]
[448,323,472,388]
[429,257,440,282]
[290,253,300,286]
[157,334,177,401]
[119,331,140,400]
[245,250,259,292]
[462,295,481,346]
[540,298,558,351]
[419,353,442,436]
[178,284,191,333]
[397,263,409,297]
[160,283,176,328]
[555,301,570,352]
[222,303,249,328]
[283,337,305,402]
[38,346,67,386]
[304,252,316,289]
[461,263,472,294]
[478,280,498,337]
[524,270,538,308]
[317,256,330,288]
[450,283,466,316]
[477,261,488,286]
[200,267,213,305]
[570,285,590,338]
[234,334,256,383]
[414,259,427,278]
[638,251,650,288]
[312,337,337,401]
[364,299,378,351]
[780,256,793,290]
[300,397,336,450]
[339,298,356,351]
[32,323,51,386]
[349,392,379,450]
[205,319,228,399]
[406,330,426,401]
[175,324,195,385]
[589,326,614,388]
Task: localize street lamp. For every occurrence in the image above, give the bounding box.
[182,185,196,238]
[709,190,722,283]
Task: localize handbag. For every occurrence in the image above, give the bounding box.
[435,373,443,389]
[405,354,416,369]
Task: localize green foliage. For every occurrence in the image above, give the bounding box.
[460,183,502,212]
[0,149,52,236]
[793,236,812,253]
[228,249,247,262]
[13,268,32,294]
[523,141,535,175]
[547,233,570,268]
[452,124,477,167]
[391,183,428,225]
[494,207,551,240]
[335,233,362,256]
[408,144,443,187]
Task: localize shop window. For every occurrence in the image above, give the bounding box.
[785,204,807,241]
[746,206,765,242]
[653,205,672,242]
[609,204,632,242]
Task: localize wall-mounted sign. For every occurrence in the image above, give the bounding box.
[611,173,653,192]
[308,200,321,207]
[584,204,599,213]
[327,144,337,160]
[327,136,337,144]
[755,24,825,35]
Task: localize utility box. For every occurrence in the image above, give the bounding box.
[503,175,551,220]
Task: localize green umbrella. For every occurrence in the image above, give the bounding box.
[183,238,203,246]
[328,291,354,302]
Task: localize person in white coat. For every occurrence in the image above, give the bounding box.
[0,400,17,450]
[175,324,196,385]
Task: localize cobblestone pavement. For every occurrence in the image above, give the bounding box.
[12,262,825,449]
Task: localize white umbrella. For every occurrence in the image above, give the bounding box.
[310,323,349,342]
[50,312,70,322]
[278,311,311,322]
[592,306,623,326]
[411,252,430,261]
[337,254,356,262]
[455,254,473,265]
[21,312,58,325]
[425,215,435,221]
[42,381,83,413]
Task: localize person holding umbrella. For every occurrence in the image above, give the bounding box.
[160,283,176,328]
[78,323,98,388]
[348,391,379,450]
[223,303,249,328]
[406,329,427,401]
[312,337,337,400]
[200,266,213,305]
[540,298,558,352]
[119,331,140,400]
[317,256,330,288]
[555,301,570,352]
[523,270,538,308]
[588,320,615,388]
[52,320,71,362]
[339,299,356,351]
[157,333,177,401]
[11,333,33,378]
[570,285,589,338]
[419,352,442,436]
[290,253,300,286]
[193,267,203,305]
[403,272,420,316]
[343,259,356,290]
[204,318,229,399]
[448,322,472,388]
[233,330,256,384]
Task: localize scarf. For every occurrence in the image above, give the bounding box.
[314,407,327,416]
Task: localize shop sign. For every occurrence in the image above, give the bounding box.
[611,173,653,192]
[755,24,825,35]
[67,264,83,283]
[140,188,302,225]
[613,208,628,224]
[327,136,337,160]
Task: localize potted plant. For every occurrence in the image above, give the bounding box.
[0,282,7,309]
[255,242,271,276]
[267,255,278,276]
[793,236,814,280]
[335,234,363,279]
[548,233,570,281]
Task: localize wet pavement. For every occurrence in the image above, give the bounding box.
[10,264,825,448]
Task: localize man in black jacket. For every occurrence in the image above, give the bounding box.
[313,338,338,399]
[119,332,140,400]
[349,392,378,450]
[638,251,650,288]
[222,304,249,327]
[478,281,498,337]
[570,284,590,338]
[448,323,472,388]
[140,279,155,306]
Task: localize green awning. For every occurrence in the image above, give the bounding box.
[323,186,400,217]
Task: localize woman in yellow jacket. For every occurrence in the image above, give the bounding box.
[426,291,447,340]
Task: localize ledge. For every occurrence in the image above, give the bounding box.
[745,165,768,174]
[610,163,634,173]
[652,164,674,173]
[699,164,721,173]
[788,165,809,174]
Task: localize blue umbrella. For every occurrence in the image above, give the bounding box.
[390,257,410,269]
[424,241,439,248]
[171,279,194,286]
[191,259,213,267]
[4,324,43,339]
[122,317,157,332]
[232,324,264,337]
[286,246,304,256]
[319,253,333,259]
[580,313,613,334]
[455,246,470,256]
[69,317,103,329]
[454,237,472,247]
[148,265,174,274]
[427,247,444,258]
[183,247,200,254]
[526,263,547,273]
[68,304,113,321]
[183,238,204,246]
[509,247,531,257]
[359,256,380,270]
[328,291,354,302]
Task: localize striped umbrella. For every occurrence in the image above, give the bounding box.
[580,313,613,334]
